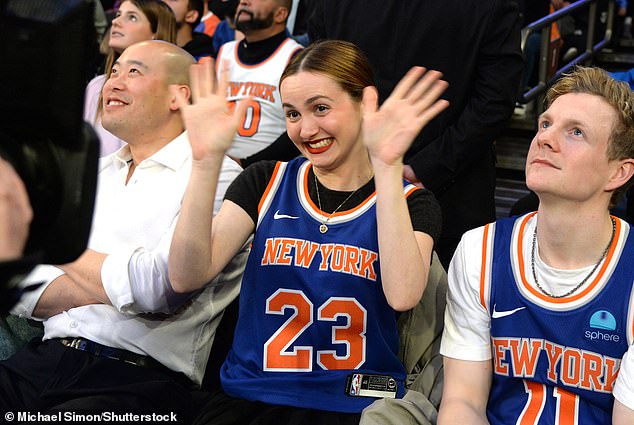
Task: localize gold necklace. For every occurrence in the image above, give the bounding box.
[313,171,369,234]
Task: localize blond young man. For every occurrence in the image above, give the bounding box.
[439,67,634,424]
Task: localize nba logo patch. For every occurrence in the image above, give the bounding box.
[349,374,362,395]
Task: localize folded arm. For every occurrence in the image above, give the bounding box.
[31,273,101,319]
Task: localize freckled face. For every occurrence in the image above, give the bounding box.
[281,71,366,173]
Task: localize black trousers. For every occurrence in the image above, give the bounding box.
[0,338,193,424]
[193,388,362,425]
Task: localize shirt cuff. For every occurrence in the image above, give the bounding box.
[101,248,136,312]
[11,265,64,319]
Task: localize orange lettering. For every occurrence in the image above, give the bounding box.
[344,246,360,276]
[493,338,510,375]
[358,249,378,281]
[319,244,334,270]
[603,357,620,392]
[275,238,294,265]
[330,245,345,271]
[580,351,603,391]
[510,338,543,378]
[294,240,319,268]
[262,238,281,265]
[560,348,582,387]
[544,341,564,383]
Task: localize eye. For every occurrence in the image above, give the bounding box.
[129,68,140,74]
[572,128,584,137]
[539,120,550,129]
[110,66,119,76]
[315,104,329,114]
[128,13,138,22]
[285,110,300,122]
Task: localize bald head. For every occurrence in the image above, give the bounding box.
[127,40,195,85]
[101,40,196,149]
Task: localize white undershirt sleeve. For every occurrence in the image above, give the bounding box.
[440,226,493,361]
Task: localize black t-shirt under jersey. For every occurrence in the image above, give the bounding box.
[225,160,443,244]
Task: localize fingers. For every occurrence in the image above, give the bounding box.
[400,67,449,124]
[390,66,427,101]
[189,57,216,104]
[216,59,230,101]
[386,66,449,119]
[233,96,251,127]
[413,79,449,119]
[417,98,450,127]
[198,56,214,98]
[407,69,444,104]
[362,86,379,114]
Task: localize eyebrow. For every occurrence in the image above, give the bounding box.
[282,95,334,109]
[112,59,150,71]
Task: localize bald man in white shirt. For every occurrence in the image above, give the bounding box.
[1,41,244,420]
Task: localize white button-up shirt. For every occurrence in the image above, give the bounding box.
[12,132,245,386]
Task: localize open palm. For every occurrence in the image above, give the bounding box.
[362,67,449,168]
[172,59,247,161]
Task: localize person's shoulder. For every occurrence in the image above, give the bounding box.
[219,39,239,53]
[242,160,280,180]
[86,74,106,91]
[220,156,243,175]
[186,32,216,57]
[460,221,496,247]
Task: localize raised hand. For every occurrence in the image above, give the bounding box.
[172,58,247,162]
[361,67,449,168]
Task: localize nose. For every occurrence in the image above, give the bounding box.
[299,116,319,140]
[103,72,124,94]
[535,125,557,151]
[112,13,122,28]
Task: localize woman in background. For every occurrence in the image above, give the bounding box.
[84,0,176,156]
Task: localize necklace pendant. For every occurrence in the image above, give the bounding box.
[319,224,328,234]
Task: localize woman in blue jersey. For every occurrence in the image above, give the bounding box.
[169,40,448,424]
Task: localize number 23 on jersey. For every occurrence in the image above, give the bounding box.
[263,289,368,372]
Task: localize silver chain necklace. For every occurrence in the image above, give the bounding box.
[530,216,616,298]
[313,172,369,234]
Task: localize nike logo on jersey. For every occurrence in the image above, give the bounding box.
[273,210,299,220]
[492,305,526,319]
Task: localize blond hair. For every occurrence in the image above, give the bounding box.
[546,66,634,206]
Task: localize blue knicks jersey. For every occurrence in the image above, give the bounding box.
[221,158,414,413]
[480,213,634,424]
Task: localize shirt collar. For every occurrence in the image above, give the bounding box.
[108,132,191,172]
